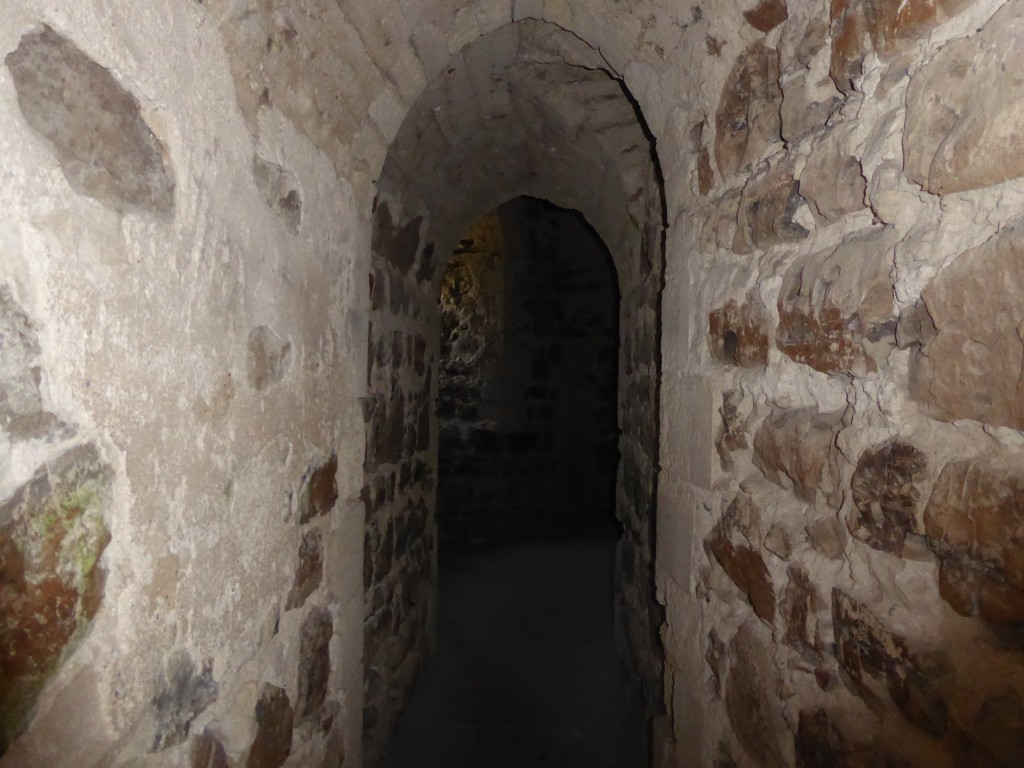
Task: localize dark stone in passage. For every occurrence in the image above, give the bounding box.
[299,454,338,523]
[286,528,323,610]
[247,683,293,768]
[297,607,332,722]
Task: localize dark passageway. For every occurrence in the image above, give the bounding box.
[379,535,647,768]
[378,199,644,766]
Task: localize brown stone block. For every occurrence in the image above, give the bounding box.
[297,607,332,722]
[908,223,1024,430]
[734,159,809,253]
[753,406,843,505]
[5,26,175,214]
[298,454,338,523]
[0,444,111,749]
[799,124,866,222]
[725,619,791,766]
[832,589,949,737]
[708,293,772,368]
[925,455,1024,625]
[286,529,323,611]
[830,0,975,92]
[849,440,929,555]
[777,227,898,375]
[715,42,783,179]
[247,683,293,768]
[744,0,789,32]
[903,0,1024,194]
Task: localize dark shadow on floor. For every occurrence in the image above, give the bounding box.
[379,530,648,768]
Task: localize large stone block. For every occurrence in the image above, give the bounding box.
[753,406,844,505]
[705,494,776,624]
[0,444,111,752]
[907,223,1024,431]
[744,0,788,32]
[904,0,1024,194]
[830,0,975,92]
[777,227,897,375]
[707,292,772,368]
[924,454,1024,625]
[832,589,949,737]
[297,607,332,722]
[5,26,175,214]
[849,440,929,555]
[799,124,866,222]
[724,619,791,766]
[246,684,293,768]
[733,158,809,254]
[715,42,783,179]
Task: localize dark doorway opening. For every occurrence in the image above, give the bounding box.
[379,198,646,767]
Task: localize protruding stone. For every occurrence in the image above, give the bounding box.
[0,444,111,748]
[795,709,846,768]
[298,454,338,524]
[151,651,219,751]
[849,440,928,555]
[924,455,1024,625]
[297,607,332,722]
[904,0,1024,194]
[5,26,175,214]
[830,0,975,93]
[806,517,848,559]
[247,326,292,392]
[285,529,323,611]
[708,293,772,368]
[191,730,229,768]
[799,124,866,222]
[908,223,1024,430]
[725,619,792,766]
[780,19,841,142]
[744,0,788,32]
[734,159,809,253]
[715,42,783,179]
[832,589,949,737]
[777,227,898,375]
[753,406,843,505]
[783,565,824,655]
[706,497,777,623]
[246,684,293,768]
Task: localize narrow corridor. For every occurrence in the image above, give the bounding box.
[379,531,648,768]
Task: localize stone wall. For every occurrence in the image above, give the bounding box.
[6,0,1023,766]
[658,0,1024,765]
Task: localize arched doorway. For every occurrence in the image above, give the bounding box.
[361,18,666,765]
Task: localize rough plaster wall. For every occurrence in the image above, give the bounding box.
[1,2,367,766]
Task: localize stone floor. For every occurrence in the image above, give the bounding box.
[378,532,648,768]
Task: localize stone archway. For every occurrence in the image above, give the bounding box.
[361,18,667,764]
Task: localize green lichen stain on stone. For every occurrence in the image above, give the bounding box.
[0,444,112,755]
